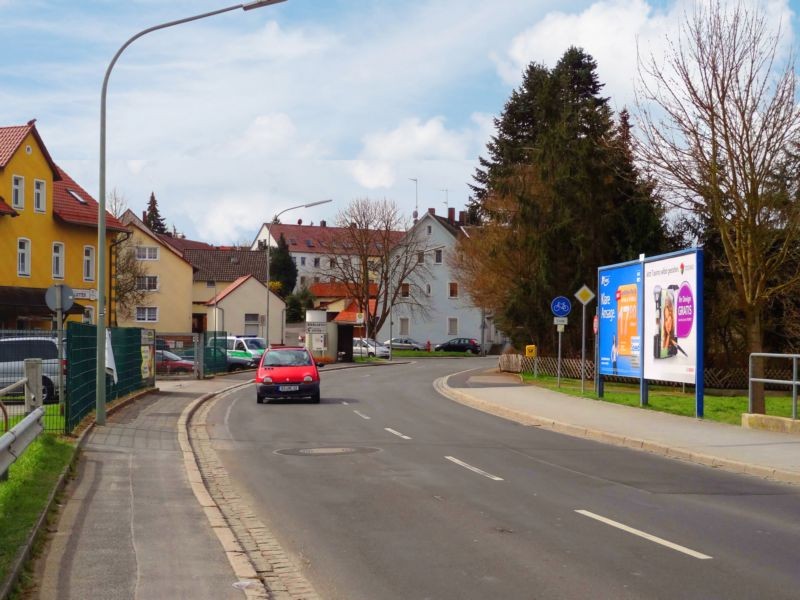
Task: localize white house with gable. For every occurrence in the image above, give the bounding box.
[377,207,501,350]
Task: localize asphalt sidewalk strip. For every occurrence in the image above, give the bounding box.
[179,383,321,600]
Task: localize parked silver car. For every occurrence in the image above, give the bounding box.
[353,338,390,358]
[0,336,64,404]
[383,337,423,351]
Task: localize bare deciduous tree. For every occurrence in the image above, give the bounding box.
[636,0,800,412]
[110,194,150,325]
[321,198,432,337]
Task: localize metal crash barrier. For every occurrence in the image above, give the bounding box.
[748,353,800,419]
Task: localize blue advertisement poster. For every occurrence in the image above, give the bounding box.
[597,262,642,378]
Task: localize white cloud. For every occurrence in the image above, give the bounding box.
[359,117,472,162]
[350,161,395,189]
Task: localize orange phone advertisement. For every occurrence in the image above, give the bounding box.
[616,284,638,356]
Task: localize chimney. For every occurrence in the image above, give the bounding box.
[320,220,327,227]
[458,210,466,225]
[142,211,146,222]
[297,218,303,225]
[428,207,436,215]
[447,207,455,224]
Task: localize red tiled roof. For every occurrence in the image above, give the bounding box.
[0,120,61,179]
[263,223,404,255]
[333,298,378,323]
[0,196,18,217]
[53,166,127,232]
[309,281,378,298]
[157,233,214,253]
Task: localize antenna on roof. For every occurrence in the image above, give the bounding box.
[440,188,449,209]
[409,178,419,223]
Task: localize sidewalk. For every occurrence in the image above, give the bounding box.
[439,367,800,485]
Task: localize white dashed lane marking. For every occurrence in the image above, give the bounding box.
[385,428,412,440]
[445,456,504,481]
[353,410,371,420]
[575,510,713,560]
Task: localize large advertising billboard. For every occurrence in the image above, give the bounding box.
[597,262,642,378]
[642,251,700,384]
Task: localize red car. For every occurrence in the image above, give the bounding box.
[155,350,195,374]
[255,346,322,404]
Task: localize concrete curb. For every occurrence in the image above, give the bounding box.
[434,376,800,487]
[175,381,264,597]
[0,385,157,600]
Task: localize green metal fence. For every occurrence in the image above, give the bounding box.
[204,330,229,375]
[65,323,153,433]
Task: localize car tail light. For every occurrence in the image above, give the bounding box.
[262,376,273,383]
[303,375,313,382]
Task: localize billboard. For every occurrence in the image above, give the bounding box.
[597,262,642,377]
[642,251,700,384]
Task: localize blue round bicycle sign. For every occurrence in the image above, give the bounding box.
[551,296,572,317]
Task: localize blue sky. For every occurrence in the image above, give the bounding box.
[1,0,796,244]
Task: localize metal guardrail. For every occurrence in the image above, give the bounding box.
[749,353,800,419]
[0,406,45,478]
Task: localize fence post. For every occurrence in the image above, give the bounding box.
[197,333,205,379]
[24,358,43,414]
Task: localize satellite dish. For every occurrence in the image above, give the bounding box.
[45,284,75,312]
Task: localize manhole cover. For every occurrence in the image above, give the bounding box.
[275,447,380,456]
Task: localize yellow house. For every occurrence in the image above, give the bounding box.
[116,210,194,333]
[0,120,127,329]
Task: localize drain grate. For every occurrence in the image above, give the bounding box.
[275,447,380,456]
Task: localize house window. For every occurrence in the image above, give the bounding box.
[448,317,458,336]
[33,179,47,212]
[52,242,64,279]
[399,317,410,336]
[313,257,320,268]
[449,282,458,298]
[83,246,95,281]
[434,249,443,264]
[291,256,297,265]
[206,280,215,288]
[244,313,259,336]
[426,283,431,295]
[135,246,158,260]
[300,256,306,266]
[136,275,159,291]
[83,306,95,324]
[34,179,46,212]
[12,175,24,209]
[135,306,158,322]
[417,251,424,264]
[17,238,31,276]
[300,275,306,286]
[400,283,410,298]
[329,258,336,268]
[313,276,320,283]
[427,225,432,235]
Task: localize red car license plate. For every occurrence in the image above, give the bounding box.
[279,385,299,392]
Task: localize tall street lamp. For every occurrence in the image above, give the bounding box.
[264,199,332,346]
[95,0,288,425]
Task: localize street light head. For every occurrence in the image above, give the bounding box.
[242,0,287,10]
[303,198,333,209]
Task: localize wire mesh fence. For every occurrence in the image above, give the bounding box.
[155,332,199,377]
[204,330,230,375]
[0,329,66,434]
[65,323,154,434]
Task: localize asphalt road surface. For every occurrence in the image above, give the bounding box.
[205,358,800,600]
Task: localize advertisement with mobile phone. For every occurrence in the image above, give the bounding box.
[643,251,699,384]
[597,261,642,378]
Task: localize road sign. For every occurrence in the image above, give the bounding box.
[550,296,572,317]
[574,284,595,306]
[554,317,568,325]
[45,284,74,312]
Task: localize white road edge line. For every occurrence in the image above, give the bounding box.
[385,428,412,440]
[445,456,504,481]
[575,510,712,560]
[342,401,349,405]
[353,410,371,420]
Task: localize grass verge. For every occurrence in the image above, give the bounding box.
[0,434,75,587]
[520,373,796,425]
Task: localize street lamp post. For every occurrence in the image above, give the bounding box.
[95,0,287,425]
[264,199,332,346]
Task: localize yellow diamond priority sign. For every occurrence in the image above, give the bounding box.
[574,284,595,306]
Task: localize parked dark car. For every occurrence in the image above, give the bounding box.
[434,337,481,354]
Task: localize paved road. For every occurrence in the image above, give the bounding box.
[206,358,800,599]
